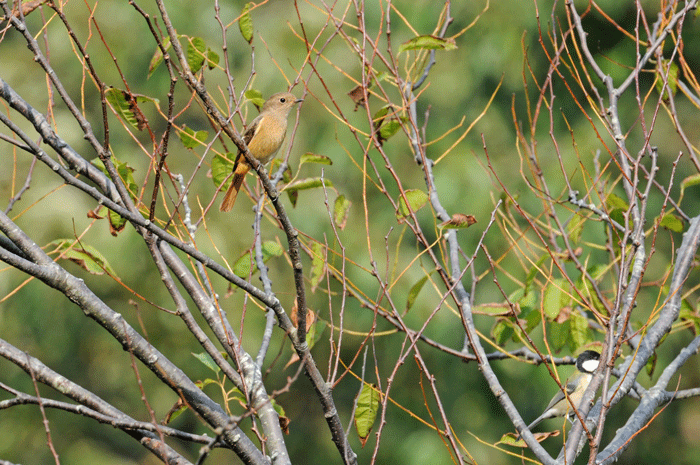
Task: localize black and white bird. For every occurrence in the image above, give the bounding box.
[525,350,601,433]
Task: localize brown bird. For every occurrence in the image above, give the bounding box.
[219,92,303,212]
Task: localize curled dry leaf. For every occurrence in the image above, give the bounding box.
[504,429,560,448]
[554,306,572,323]
[348,85,367,111]
[9,0,47,18]
[439,213,477,229]
[290,298,316,331]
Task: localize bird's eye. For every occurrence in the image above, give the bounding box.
[279,97,287,103]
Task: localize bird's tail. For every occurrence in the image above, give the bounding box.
[219,163,250,212]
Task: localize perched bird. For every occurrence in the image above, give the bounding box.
[219,92,302,212]
[525,350,601,434]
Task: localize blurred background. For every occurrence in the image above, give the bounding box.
[1,0,699,463]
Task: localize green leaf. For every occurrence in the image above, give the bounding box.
[108,208,128,235]
[475,303,509,314]
[148,36,171,79]
[568,311,589,352]
[372,105,406,141]
[285,177,334,194]
[91,156,138,200]
[507,288,523,309]
[543,279,570,320]
[509,320,525,344]
[492,319,513,346]
[299,152,333,166]
[373,71,388,85]
[525,255,548,293]
[288,178,333,191]
[47,239,116,276]
[587,264,607,282]
[355,383,380,446]
[659,212,684,232]
[605,193,629,211]
[229,388,246,404]
[105,87,155,131]
[524,306,542,333]
[245,89,265,108]
[398,35,457,54]
[105,87,133,125]
[304,318,324,350]
[518,291,539,313]
[305,321,318,348]
[679,299,700,334]
[309,242,325,292]
[333,195,351,230]
[397,189,428,218]
[372,106,390,123]
[645,351,658,377]
[577,273,607,317]
[192,352,220,373]
[287,190,299,208]
[667,61,679,95]
[198,378,219,389]
[379,119,403,140]
[206,49,220,70]
[406,273,431,313]
[212,153,236,188]
[187,37,207,73]
[549,320,570,352]
[567,213,585,243]
[179,125,208,149]
[519,287,537,312]
[655,60,678,98]
[679,174,700,204]
[233,241,284,278]
[271,398,286,418]
[239,3,254,44]
[499,432,526,447]
[114,158,138,197]
[185,37,219,71]
[233,254,254,278]
[165,404,188,424]
[608,209,626,231]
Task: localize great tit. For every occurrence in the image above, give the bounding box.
[525,350,601,433]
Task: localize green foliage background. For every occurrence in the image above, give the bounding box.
[1,0,699,464]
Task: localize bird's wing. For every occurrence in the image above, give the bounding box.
[541,373,577,411]
[540,373,580,412]
[543,389,567,412]
[243,116,261,145]
[565,374,580,396]
[233,114,264,167]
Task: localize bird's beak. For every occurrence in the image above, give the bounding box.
[295,98,304,104]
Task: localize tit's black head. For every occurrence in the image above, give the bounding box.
[575,350,601,373]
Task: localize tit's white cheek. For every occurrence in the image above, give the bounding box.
[581,359,599,372]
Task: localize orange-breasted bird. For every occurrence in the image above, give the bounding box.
[219,92,302,212]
